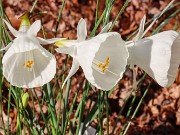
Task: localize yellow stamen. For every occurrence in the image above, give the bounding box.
[92,57,118,76]
[24,60,34,69]
[96,57,110,73]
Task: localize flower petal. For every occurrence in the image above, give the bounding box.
[77,18,87,41]
[27,20,41,36]
[2,36,40,64]
[3,19,19,37]
[56,44,77,57]
[133,15,146,40]
[0,42,12,52]
[127,30,180,87]
[62,59,79,88]
[99,22,112,34]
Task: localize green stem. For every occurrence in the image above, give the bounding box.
[90,10,106,37]
[109,0,130,31]
[98,91,104,135]
[105,91,109,135]
[76,82,90,135]
[0,76,6,134]
[45,84,57,135]
[33,89,50,134]
[95,0,99,24]
[111,91,132,134]
[7,87,12,135]
[55,0,66,36]
[126,96,136,118]
[62,79,71,135]
[67,90,79,134]
[122,85,150,135]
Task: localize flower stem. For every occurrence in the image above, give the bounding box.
[55,0,66,37]
[109,0,130,31]
[121,85,150,135]
[105,91,109,135]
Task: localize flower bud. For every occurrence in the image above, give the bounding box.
[21,92,29,108]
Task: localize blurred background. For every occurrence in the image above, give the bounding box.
[0,0,180,134]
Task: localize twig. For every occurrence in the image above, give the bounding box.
[30,0,38,13]
[109,0,130,31]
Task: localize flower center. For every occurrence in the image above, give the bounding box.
[97,57,110,73]
[24,60,34,69]
[23,52,35,71]
[92,57,118,76]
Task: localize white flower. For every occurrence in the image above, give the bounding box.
[55,18,88,88]
[127,30,180,87]
[1,15,62,88]
[56,18,128,90]
[126,0,179,88]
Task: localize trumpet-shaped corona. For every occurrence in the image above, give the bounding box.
[127,30,180,87]
[56,18,128,90]
[1,13,63,88]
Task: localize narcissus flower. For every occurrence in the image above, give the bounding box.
[55,18,88,88]
[126,1,179,88]
[1,13,61,88]
[56,19,128,90]
[127,30,180,87]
